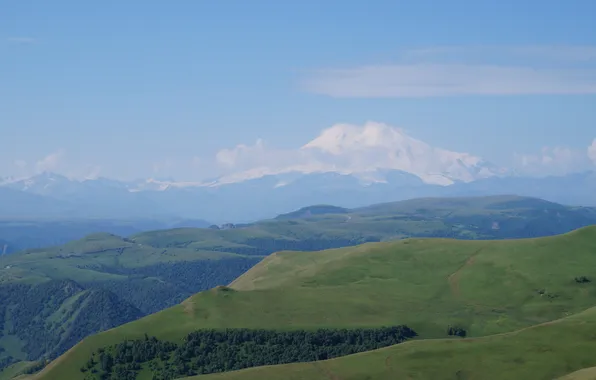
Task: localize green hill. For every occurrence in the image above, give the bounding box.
[275,205,349,220]
[31,226,596,380]
[0,361,36,380]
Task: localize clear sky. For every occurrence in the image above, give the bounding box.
[2,0,596,180]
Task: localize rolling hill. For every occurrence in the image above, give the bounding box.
[2,195,596,376]
[30,226,596,380]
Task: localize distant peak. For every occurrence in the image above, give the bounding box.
[302,121,412,154]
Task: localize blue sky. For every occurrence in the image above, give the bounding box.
[2,0,596,180]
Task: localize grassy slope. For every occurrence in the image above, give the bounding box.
[560,368,596,380]
[196,306,596,380]
[0,362,35,380]
[34,226,596,380]
[0,233,240,285]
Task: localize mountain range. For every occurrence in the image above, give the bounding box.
[1,124,594,222]
[1,170,595,223]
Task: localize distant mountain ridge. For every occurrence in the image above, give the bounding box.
[1,170,595,222]
[1,123,594,222]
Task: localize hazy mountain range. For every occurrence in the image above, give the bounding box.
[1,169,595,223]
[1,124,594,222]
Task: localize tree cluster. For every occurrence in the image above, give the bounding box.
[447,325,467,337]
[83,326,417,380]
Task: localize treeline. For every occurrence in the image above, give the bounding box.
[83,326,417,380]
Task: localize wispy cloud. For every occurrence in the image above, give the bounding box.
[5,37,36,45]
[513,143,595,177]
[400,45,596,63]
[302,46,596,98]
[588,139,596,164]
[35,151,65,173]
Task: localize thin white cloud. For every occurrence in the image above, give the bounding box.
[35,151,64,173]
[401,45,596,63]
[514,145,594,176]
[588,139,596,165]
[215,139,316,175]
[304,64,596,98]
[302,45,596,98]
[5,37,36,44]
[216,139,266,168]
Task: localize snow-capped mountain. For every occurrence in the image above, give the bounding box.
[0,123,592,222]
[3,172,79,195]
[209,122,507,187]
[300,122,506,185]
